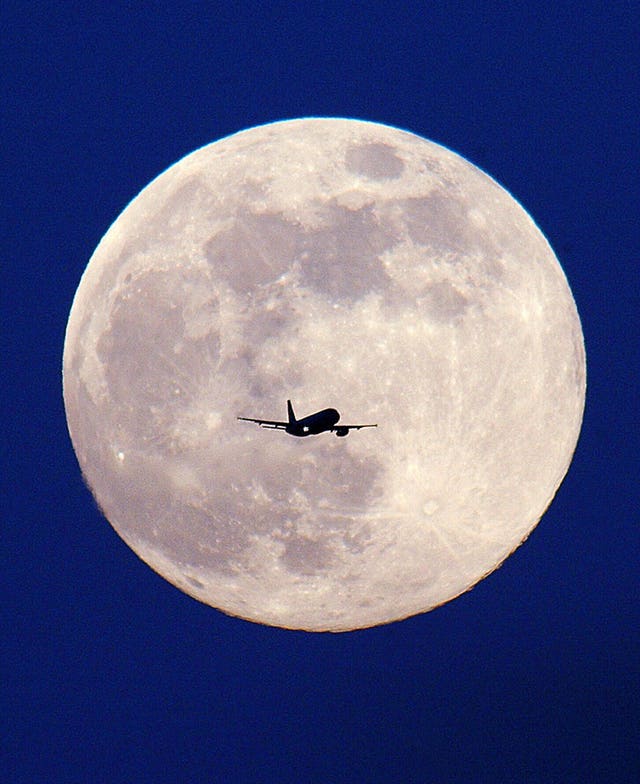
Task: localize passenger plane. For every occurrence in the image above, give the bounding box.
[238,400,377,437]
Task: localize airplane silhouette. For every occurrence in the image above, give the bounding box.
[238,400,377,437]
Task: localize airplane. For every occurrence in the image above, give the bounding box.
[238,400,377,437]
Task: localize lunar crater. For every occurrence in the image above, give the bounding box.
[345,142,406,180]
[279,535,336,576]
[205,199,397,304]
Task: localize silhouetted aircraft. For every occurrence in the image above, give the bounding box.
[238,400,377,437]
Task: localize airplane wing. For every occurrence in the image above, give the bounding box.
[331,424,377,431]
[237,416,288,430]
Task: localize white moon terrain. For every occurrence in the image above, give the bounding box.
[63,118,585,631]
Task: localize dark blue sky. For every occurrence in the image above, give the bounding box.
[5,4,638,782]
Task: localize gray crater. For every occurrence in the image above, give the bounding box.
[205,201,396,303]
[420,281,470,322]
[401,194,480,253]
[97,267,221,446]
[300,202,396,301]
[345,142,405,180]
[205,212,298,291]
[279,536,336,575]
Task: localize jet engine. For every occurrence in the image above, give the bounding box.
[335,427,349,437]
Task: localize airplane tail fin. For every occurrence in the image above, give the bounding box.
[287,400,296,424]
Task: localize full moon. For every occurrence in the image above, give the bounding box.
[63,118,585,631]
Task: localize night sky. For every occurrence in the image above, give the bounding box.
[5,4,638,782]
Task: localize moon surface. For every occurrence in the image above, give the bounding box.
[63,118,585,631]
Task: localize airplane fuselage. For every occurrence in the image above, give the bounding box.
[285,407,340,436]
